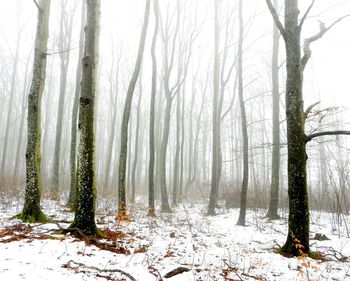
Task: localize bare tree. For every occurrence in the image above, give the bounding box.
[18,0,51,222]
[148,0,160,217]
[266,0,350,255]
[236,0,249,226]
[52,0,75,198]
[266,0,281,220]
[70,0,100,235]
[117,0,150,216]
[67,0,86,208]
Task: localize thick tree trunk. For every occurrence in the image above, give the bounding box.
[19,0,51,222]
[237,0,249,226]
[70,0,100,235]
[281,0,309,255]
[266,0,281,220]
[117,0,150,216]
[67,0,86,208]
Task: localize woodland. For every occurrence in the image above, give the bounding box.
[1,0,350,280]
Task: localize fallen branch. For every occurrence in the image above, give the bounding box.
[63,260,137,281]
[164,267,190,278]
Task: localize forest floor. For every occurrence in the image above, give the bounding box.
[0,196,350,281]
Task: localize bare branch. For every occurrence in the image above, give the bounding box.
[306,130,350,143]
[299,0,315,30]
[302,14,350,70]
[33,0,40,10]
[304,101,320,120]
[265,0,286,40]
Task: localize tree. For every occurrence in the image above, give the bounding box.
[236,0,249,226]
[18,0,51,222]
[266,0,350,255]
[208,0,235,216]
[70,0,100,235]
[117,0,150,216]
[266,0,281,220]
[148,0,160,217]
[207,0,222,216]
[52,0,74,198]
[67,0,86,209]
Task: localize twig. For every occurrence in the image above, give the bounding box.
[63,260,137,281]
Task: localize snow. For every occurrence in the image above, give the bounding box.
[1,198,350,281]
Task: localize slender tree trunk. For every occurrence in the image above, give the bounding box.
[237,0,249,226]
[103,65,119,194]
[131,74,143,203]
[172,79,181,206]
[266,0,280,220]
[19,0,51,222]
[52,0,73,197]
[159,97,173,212]
[70,0,100,235]
[207,0,221,216]
[117,0,150,216]
[148,0,159,217]
[67,0,86,208]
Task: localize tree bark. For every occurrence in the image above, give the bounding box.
[117,0,150,216]
[19,0,51,222]
[67,0,86,208]
[266,0,281,220]
[207,0,221,216]
[237,0,249,226]
[70,0,100,235]
[148,0,159,216]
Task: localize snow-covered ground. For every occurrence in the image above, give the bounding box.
[1,197,350,281]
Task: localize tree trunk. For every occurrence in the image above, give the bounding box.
[266,0,281,220]
[207,0,221,216]
[148,0,159,217]
[131,74,143,203]
[52,0,73,198]
[70,0,100,235]
[117,0,150,216]
[19,0,51,222]
[67,0,86,208]
[237,0,249,226]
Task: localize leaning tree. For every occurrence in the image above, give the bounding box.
[266,0,350,255]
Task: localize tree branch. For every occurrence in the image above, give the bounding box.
[304,101,320,120]
[302,15,350,71]
[33,0,40,10]
[299,0,315,30]
[265,0,286,40]
[306,130,350,143]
